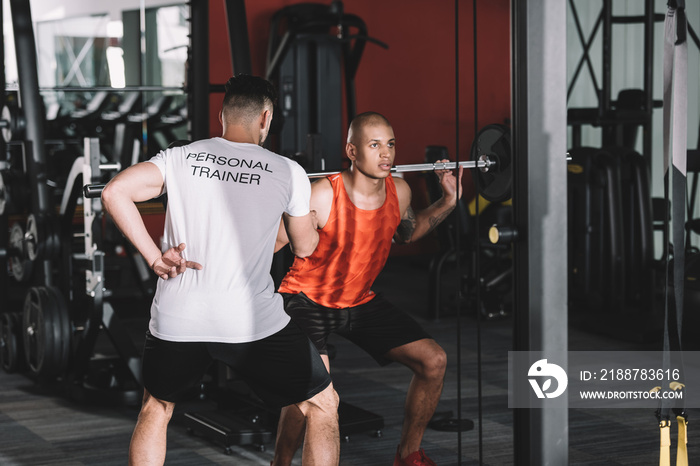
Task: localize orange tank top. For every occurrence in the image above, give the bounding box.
[278,173,402,308]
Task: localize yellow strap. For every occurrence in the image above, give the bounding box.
[660,420,671,466]
[676,416,688,466]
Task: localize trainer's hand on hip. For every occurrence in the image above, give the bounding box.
[152,243,203,280]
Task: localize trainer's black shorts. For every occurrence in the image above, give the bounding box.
[141,320,331,406]
[281,292,432,366]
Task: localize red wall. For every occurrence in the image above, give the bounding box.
[207,0,511,252]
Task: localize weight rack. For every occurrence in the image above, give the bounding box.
[1,137,148,405]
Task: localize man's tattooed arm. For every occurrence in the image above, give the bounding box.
[394,206,417,243]
[425,207,453,234]
[395,203,457,244]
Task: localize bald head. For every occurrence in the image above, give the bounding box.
[347,112,392,144]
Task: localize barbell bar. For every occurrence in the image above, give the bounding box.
[307,157,494,178]
[81,156,495,199]
[35,86,186,93]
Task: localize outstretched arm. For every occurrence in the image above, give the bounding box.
[394,160,463,244]
[101,162,202,279]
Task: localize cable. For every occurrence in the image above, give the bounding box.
[454,0,463,463]
[472,2,484,464]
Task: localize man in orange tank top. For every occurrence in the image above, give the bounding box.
[274,112,462,466]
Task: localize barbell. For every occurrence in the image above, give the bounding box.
[82,123,513,201]
[305,157,494,179]
[82,157,497,198]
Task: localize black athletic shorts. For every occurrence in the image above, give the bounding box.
[281,292,432,366]
[141,320,331,407]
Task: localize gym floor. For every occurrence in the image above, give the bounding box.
[0,254,697,465]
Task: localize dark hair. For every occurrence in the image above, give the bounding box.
[222,74,277,123]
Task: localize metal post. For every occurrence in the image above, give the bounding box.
[512,0,568,464]
[189,0,210,140]
[9,0,49,215]
[225,0,253,75]
[602,0,612,116]
[0,0,6,302]
[0,1,5,149]
[72,138,105,382]
[643,0,655,173]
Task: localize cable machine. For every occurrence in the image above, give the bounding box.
[265,0,387,172]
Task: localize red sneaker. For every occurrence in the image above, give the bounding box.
[393,446,437,466]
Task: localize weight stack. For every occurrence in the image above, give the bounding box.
[266,4,345,173]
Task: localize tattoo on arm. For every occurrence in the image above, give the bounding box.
[395,206,417,243]
[426,207,454,234]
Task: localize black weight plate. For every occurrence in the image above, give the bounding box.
[38,287,61,378]
[24,214,61,263]
[23,287,47,375]
[9,222,32,282]
[46,286,71,376]
[0,172,7,216]
[11,312,26,372]
[471,124,512,202]
[23,286,62,378]
[1,313,19,373]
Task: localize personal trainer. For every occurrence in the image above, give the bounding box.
[274,111,462,466]
[101,74,339,466]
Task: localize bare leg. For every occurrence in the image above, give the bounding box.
[273,355,334,466]
[129,389,175,466]
[296,383,340,465]
[384,339,447,459]
[273,404,306,466]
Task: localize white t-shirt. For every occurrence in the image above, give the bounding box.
[146,137,310,343]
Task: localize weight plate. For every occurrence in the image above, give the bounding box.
[12,313,26,372]
[1,106,12,143]
[25,214,39,262]
[1,313,19,373]
[9,222,32,282]
[24,214,61,263]
[471,124,512,202]
[45,286,71,376]
[0,171,26,215]
[23,286,65,379]
[0,172,6,216]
